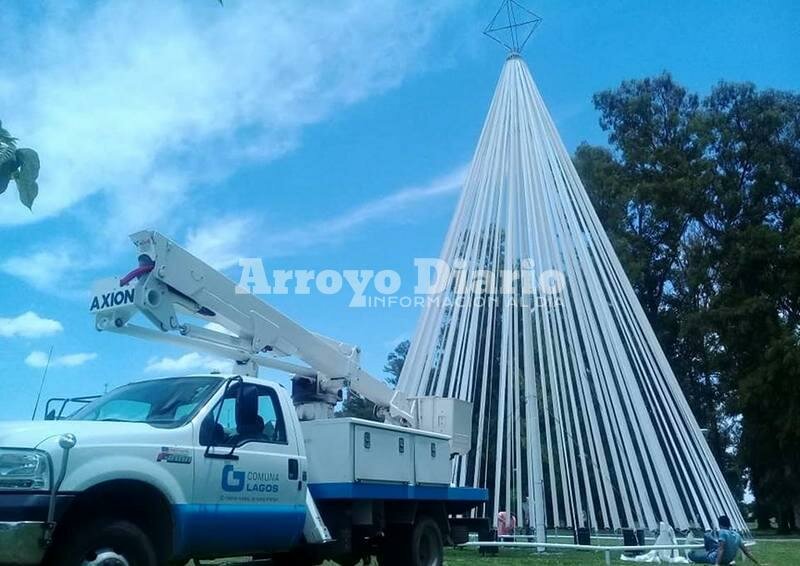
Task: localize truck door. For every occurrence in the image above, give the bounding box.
[178,382,306,558]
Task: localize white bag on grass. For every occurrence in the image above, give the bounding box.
[620,522,691,563]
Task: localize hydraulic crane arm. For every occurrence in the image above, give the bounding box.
[91,230,416,425]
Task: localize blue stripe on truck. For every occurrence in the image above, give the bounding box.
[309,482,488,502]
[172,503,306,558]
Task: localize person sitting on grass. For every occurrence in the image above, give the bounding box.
[688,515,761,565]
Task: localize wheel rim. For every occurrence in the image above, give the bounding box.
[82,549,131,566]
[417,527,440,566]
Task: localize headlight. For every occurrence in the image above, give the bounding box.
[0,449,50,491]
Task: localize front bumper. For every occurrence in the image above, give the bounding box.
[0,521,47,565]
[0,493,74,565]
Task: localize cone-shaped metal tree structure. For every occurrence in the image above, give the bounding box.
[398,53,746,535]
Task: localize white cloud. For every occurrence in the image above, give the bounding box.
[261,165,467,255]
[0,312,63,338]
[320,166,467,232]
[145,352,231,375]
[0,1,458,233]
[0,242,110,297]
[25,350,97,369]
[186,217,254,270]
[1,248,77,293]
[24,351,49,368]
[57,353,99,367]
[182,164,468,261]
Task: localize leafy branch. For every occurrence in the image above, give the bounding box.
[0,121,40,210]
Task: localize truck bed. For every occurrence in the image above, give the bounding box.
[302,417,487,514]
[302,417,453,486]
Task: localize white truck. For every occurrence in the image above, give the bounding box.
[0,231,487,566]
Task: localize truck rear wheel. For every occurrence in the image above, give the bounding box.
[380,516,444,566]
[54,519,157,566]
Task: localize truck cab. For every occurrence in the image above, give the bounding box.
[0,374,486,566]
[0,374,309,565]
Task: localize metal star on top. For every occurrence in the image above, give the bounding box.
[484,0,543,54]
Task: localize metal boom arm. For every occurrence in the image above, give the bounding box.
[92,230,416,425]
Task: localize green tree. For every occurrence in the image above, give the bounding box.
[337,340,410,420]
[383,339,409,387]
[574,74,733,473]
[575,74,800,529]
[0,121,40,209]
[699,83,800,531]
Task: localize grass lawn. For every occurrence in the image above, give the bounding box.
[437,541,800,565]
[215,540,800,565]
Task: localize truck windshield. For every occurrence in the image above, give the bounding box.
[70,376,222,427]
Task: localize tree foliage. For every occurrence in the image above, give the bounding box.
[0,121,40,210]
[576,73,800,530]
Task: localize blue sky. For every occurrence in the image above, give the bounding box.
[0,0,798,420]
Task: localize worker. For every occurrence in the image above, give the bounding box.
[687,515,761,565]
[497,511,517,537]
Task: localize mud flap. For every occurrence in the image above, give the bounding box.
[303,491,332,544]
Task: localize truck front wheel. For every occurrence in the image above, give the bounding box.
[380,516,444,566]
[53,519,158,566]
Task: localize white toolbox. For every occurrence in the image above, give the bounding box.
[302,418,451,486]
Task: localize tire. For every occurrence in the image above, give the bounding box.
[379,517,444,566]
[53,518,158,566]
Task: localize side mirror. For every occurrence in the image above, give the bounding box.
[199,414,217,447]
[235,384,261,434]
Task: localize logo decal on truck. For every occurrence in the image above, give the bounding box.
[221,465,280,494]
[222,465,246,492]
[90,288,136,312]
[156,447,192,465]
